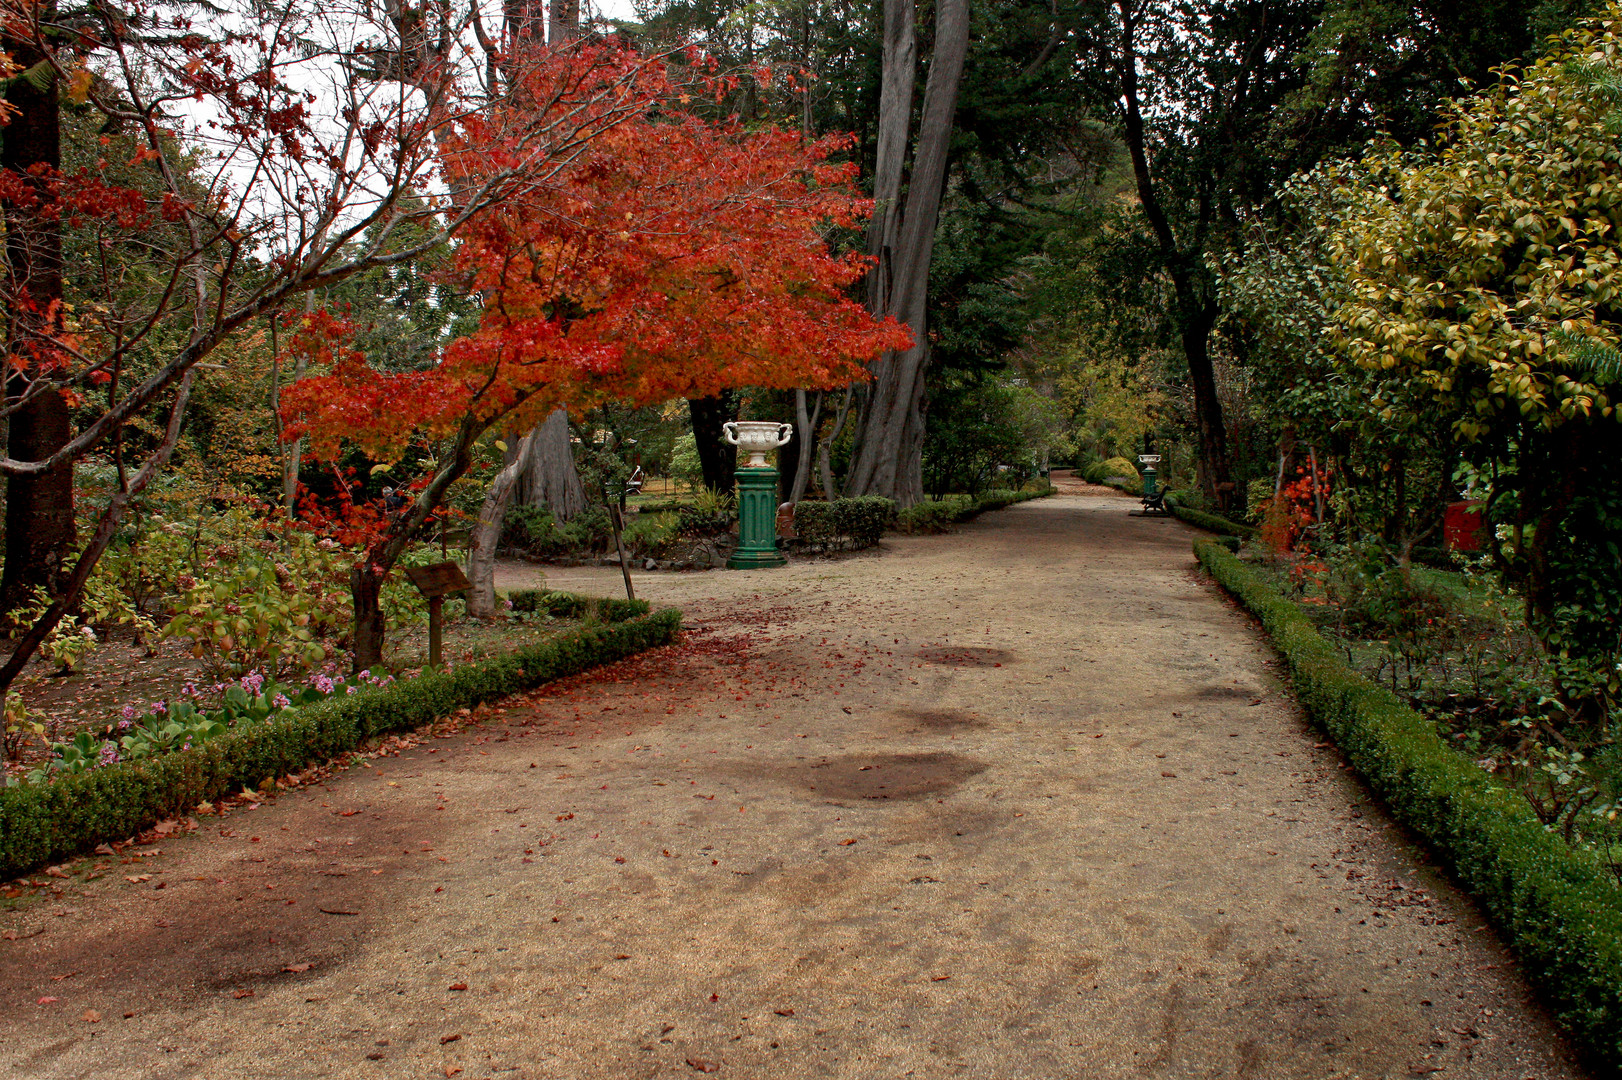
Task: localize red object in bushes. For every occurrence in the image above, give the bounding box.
[1444,501,1485,551]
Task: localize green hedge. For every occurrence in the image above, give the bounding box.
[507,588,650,622]
[794,496,896,549]
[893,483,1056,534]
[1194,539,1622,1069]
[0,608,681,880]
[1167,495,1258,538]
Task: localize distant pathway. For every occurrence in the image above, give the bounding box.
[0,481,1584,1079]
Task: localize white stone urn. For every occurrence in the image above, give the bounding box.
[723,421,793,468]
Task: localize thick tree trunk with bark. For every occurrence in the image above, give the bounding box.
[862,0,915,313]
[515,409,586,520]
[548,0,579,43]
[843,0,969,508]
[1,25,76,618]
[688,393,738,494]
[467,427,540,617]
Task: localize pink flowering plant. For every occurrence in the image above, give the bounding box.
[28,667,402,783]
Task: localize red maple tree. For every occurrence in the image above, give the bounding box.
[283,44,911,668]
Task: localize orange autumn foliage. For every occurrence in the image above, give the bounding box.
[284,45,910,456]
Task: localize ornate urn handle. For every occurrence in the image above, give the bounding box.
[774,423,793,447]
[722,421,740,446]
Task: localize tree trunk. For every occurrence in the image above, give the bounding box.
[688,393,738,494]
[467,427,540,618]
[350,416,487,674]
[1113,1,1235,511]
[1,20,76,618]
[516,408,586,520]
[790,389,822,503]
[842,0,969,508]
[349,561,389,675]
[863,0,915,315]
[548,0,579,43]
[778,411,802,503]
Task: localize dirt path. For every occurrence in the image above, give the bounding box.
[0,485,1585,1079]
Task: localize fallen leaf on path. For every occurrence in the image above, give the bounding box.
[43,866,69,879]
[931,975,951,982]
[773,1008,794,1017]
[232,989,255,999]
[36,996,57,1005]
[440,1032,461,1044]
[686,1059,720,1073]
[94,844,116,856]
[839,839,857,846]
[1,930,17,941]
[447,983,467,991]
[283,964,313,973]
[1161,772,1177,778]
[319,908,360,916]
[125,875,150,884]
[444,1068,462,1077]
[82,1010,100,1023]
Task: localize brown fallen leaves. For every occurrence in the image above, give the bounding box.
[82,1010,101,1023]
[686,1059,720,1073]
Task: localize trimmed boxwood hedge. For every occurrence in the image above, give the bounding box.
[506,588,650,622]
[793,496,896,549]
[893,484,1056,534]
[1167,495,1258,539]
[1194,539,1621,1069]
[0,607,681,880]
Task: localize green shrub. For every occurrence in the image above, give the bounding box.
[501,504,613,557]
[794,496,896,549]
[1246,477,1277,523]
[1166,495,1258,538]
[891,484,1054,533]
[896,496,973,533]
[505,589,646,622]
[1194,539,1622,1070]
[1101,456,1137,479]
[0,609,681,878]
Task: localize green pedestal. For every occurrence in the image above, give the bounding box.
[727,467,786,569]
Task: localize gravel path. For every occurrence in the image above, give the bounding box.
[0,483,1586,1079]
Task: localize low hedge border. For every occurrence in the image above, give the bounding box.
[0,606,682,880]
[1167,495,1258,539]
[794,496,895,549]
[893,483,1056,534]
[1194,539,1622,1069]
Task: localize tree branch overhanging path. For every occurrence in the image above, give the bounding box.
[0,487,1585,1078]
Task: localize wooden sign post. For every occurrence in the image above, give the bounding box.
[403,561,472,669]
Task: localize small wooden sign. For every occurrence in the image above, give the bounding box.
[404,561,471,598]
